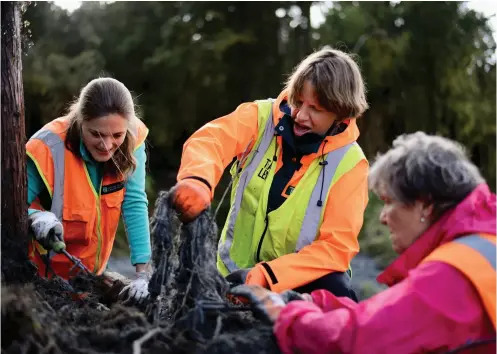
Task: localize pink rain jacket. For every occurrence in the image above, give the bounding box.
[275,184,496,354]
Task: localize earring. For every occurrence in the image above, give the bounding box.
[420,217,426,223]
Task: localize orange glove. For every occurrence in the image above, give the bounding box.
[245,265,269,288]
[170,178,211,223]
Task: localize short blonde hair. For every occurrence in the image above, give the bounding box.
[285,48,369,120]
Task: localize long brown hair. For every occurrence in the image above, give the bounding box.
[64,77,140,178]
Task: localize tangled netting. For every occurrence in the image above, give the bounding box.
[1,190,280,354]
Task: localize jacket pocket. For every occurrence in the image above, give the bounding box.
[62,207,94,246]
[102,188,125,208]
[101,189,125,240]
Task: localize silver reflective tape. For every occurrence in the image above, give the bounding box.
[219,102,275,272]
[295,143,354,251]
[454,234,496,270]
[31,130,65,220]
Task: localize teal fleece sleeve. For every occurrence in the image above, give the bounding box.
[27,157,45,216]
[122,143,151,265]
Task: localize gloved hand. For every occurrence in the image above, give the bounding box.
[280,290,312,303]
[225,268,252,286]
[118,271,150,305]
[170,178,211,223]
[28,211,64,249]
[228,284,286,323]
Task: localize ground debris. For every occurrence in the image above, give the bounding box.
[1,190,280,354]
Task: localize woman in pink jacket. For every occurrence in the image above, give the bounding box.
[234,132,496,353]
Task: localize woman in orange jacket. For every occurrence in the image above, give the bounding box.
[26,78,151,303]
[171,48,370,300]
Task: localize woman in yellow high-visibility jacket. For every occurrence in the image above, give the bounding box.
[171,48,370,299]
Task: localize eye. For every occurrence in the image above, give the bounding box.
[295,100,303,108]
[90,131,100,138]
[113,133,124,139]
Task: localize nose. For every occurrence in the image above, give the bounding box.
[295,105,309,124]
[98,137,113,150]
[379,207,388,226]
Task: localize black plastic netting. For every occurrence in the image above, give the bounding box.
[1,190,281,354]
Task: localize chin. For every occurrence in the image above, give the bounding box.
[391,241,407,254]
[91,152,113,162]
[390,236,402,254]
[392,246,403,254]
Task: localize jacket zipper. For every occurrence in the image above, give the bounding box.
[94,181,103,273]
[83,163,103,274]
[256,212,270,262]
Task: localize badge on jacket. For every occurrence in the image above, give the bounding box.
[258,158,273,180]
[101,181,125,195]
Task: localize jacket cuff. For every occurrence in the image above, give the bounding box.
[254,262,282,291]
[259,259,330,293]
[245,263,269,288]
[182,176,212,191]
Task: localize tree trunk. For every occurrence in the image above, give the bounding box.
[299,1,311,57]
[1,2,29,277]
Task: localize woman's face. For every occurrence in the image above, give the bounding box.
[378,191,433,254]
[291,80,337,136]
[81,114,128,162]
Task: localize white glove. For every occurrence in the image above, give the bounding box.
[119,271,150,304]
[29,211,64,247]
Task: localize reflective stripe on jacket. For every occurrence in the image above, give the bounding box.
[422,233,496,328]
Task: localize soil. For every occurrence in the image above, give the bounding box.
[1,190,280,354]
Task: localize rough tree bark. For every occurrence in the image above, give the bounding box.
[1,2,28,272]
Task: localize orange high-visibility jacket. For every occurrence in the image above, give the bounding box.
[422,233,496,329]
[177,90,369,291]
[26,117,148,279]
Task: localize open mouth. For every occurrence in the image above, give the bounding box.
[293,123,312,137]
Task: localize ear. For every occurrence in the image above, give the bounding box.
[413,200,434,221]
[421,202,434,221]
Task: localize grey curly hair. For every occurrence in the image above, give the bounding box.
[369,132,485,220]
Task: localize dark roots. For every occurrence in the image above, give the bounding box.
[1,189,280,354]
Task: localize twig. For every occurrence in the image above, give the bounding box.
[39,337,57,354]
[132,327,162,354]
[213,314,223,339]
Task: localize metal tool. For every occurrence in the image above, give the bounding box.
[47,231,92,275]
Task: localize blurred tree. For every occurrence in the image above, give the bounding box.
[20,1,496,254]
[316,1,496,188]
[22,1,106,136]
